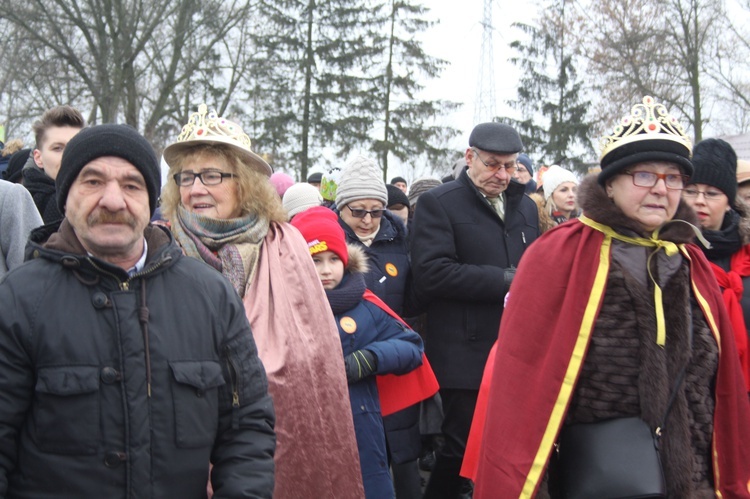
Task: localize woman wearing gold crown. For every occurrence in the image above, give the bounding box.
[161,105,365,498]
[465,96,750,498]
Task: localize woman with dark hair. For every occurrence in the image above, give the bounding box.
[682,138,750,392]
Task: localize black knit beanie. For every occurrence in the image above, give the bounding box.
[386,183,410,208]
[688,138,737,205]
[4,148,31,183]
[57,124,161,215]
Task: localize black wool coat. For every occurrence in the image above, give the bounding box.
[410,169,540,390]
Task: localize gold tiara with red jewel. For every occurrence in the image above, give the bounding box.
[599,96,692,161]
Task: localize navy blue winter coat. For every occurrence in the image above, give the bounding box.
[325,257,423,499]
[337,209,411,316]
[336,207,422,462]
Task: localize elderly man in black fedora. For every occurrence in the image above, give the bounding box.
[410,122,540,498]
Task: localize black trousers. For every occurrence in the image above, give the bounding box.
[423,388,478,499]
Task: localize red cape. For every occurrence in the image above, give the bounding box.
[467,220,750,498]
[363,290,440,417]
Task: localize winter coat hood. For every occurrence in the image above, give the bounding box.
[346,243,368,275]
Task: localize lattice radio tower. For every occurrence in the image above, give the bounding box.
[474,0,497,123]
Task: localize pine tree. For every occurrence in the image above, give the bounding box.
[248,0,388,180]
[370,0,460,180]
[501,0,594,173]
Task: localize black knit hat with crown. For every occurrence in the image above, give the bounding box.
[688,138,738,205]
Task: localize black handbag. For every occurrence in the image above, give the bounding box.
[556,417,666,498]
[553,311,693,499]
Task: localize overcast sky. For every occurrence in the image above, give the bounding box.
[303,0,537,181]
[376,0,539,179]
[385,0,539,180]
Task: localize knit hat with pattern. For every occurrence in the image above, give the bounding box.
[335,156,387,208]
[408,177,441,206]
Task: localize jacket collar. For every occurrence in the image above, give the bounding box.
[457,167,527,222]
[27,219,180,283]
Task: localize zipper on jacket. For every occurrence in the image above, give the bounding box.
[87,257,129,290]
[225,347,241,430]
[124,256,172,289]
[86,254,172,290]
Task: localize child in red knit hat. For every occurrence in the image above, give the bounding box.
[291,206,424,499]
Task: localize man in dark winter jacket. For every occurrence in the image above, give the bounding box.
[23,105,85,223]
[410,122,540,498]
[0,124,276,498]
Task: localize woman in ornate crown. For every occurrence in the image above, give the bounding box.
[161,105,365,498]
[467,96,750,497]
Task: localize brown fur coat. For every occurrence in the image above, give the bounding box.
[540,175,718,498]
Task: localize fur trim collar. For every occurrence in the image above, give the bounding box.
[345,243,369,274]
[578,174,698,244]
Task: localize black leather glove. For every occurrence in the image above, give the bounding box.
[344,349,378,384]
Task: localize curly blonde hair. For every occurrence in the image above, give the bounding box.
[160,143,286,224]
[1,138,24,157]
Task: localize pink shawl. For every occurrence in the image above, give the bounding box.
[243,222,365,498]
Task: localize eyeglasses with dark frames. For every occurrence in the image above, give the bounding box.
[471,148,518,174]
[347,205,385,219]
[174,170,236,187]
[623,171,688,190]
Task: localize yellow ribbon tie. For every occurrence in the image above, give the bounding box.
[579,215,684,347]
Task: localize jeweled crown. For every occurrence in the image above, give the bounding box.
[599,96,692,160]
[175,103,253,149]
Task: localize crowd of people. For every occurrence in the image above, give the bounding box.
[0,94,748,499]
